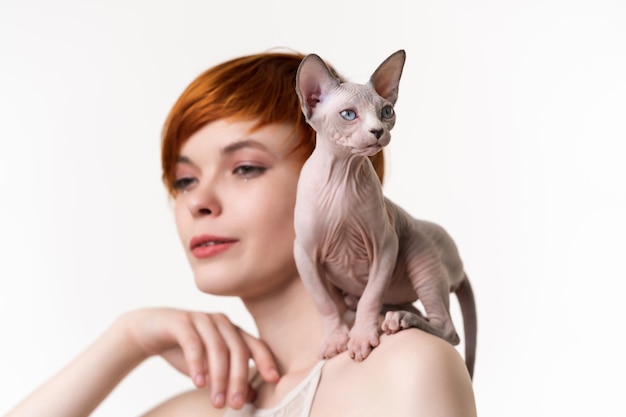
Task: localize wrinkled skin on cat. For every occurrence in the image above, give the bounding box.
[293,50,476,378]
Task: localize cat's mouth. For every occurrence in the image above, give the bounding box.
[352,143,383,156]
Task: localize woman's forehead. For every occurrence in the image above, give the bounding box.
[180,119,299,159]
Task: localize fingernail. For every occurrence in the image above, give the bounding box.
[231,393,244,408]
[194,374,205,387]
[268,368,280,381]
[214,393,225,407]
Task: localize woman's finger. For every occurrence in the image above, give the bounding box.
[213,314,254,409]
[169,313,208,388]
[240,330,280,383]
[160,347,190,376]
[192,312,231,408]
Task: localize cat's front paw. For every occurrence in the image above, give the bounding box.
[319,327,350,359]
[347,324,380,361]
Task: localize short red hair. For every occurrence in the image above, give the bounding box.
[161,51,384,196]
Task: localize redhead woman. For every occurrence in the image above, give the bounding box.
[6,51,476,417]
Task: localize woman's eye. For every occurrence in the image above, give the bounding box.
[233,165,266,178]
[340,109,357,121]
[172,177,196,191]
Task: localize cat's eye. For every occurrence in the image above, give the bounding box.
[340,109,357,121]
[381,105,394,119]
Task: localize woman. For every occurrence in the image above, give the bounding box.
[6,51,476,416]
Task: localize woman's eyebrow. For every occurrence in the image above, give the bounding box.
[176,155,193,164]
[176,139,270,165]
[221,139,269,155]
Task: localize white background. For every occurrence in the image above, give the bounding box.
[1,0,625,416]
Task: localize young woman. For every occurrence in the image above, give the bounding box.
[6,51,476,417]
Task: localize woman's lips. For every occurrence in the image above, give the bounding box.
[189,235,238,259]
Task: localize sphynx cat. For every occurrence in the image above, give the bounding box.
[293,50,477,378]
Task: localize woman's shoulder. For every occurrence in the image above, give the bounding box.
[327,328,472,385]
[371,327,470,375]
[140,385,223,417]
[313,328,477,417]
[140,366,262,417]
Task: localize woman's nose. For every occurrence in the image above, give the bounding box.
[187,182,222,217]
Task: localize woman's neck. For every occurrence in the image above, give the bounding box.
[242,277,326,375]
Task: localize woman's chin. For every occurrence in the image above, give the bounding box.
[191,267,245,296]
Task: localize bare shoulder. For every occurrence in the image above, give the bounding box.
[313,329,477,417]
[139,386,223,417]
[374,327,472,380]
[367,329,477,416]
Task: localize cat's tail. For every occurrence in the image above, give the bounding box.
[455,275,477,380]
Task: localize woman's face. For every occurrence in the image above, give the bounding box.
[174,119,303,299]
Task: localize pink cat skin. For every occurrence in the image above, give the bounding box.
[293,50,476,378]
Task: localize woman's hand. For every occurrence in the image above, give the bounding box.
[118,308,279,409]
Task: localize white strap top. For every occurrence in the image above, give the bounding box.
[223,360,326,417]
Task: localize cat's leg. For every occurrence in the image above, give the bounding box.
[343,293,360,310]
[347,233,399,361]
[294,241,349,358]
[406,256,460,345]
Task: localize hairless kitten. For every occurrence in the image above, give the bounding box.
[293,50,476,378]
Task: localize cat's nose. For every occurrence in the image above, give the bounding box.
[370,129,383,140]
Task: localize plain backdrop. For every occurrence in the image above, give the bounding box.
[1,0,625,416]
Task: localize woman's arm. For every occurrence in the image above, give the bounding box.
[4,308,279,417]
[4,316,144,417]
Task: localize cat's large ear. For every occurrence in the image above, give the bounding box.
[369,50,406,105]
[296,54,341,120]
